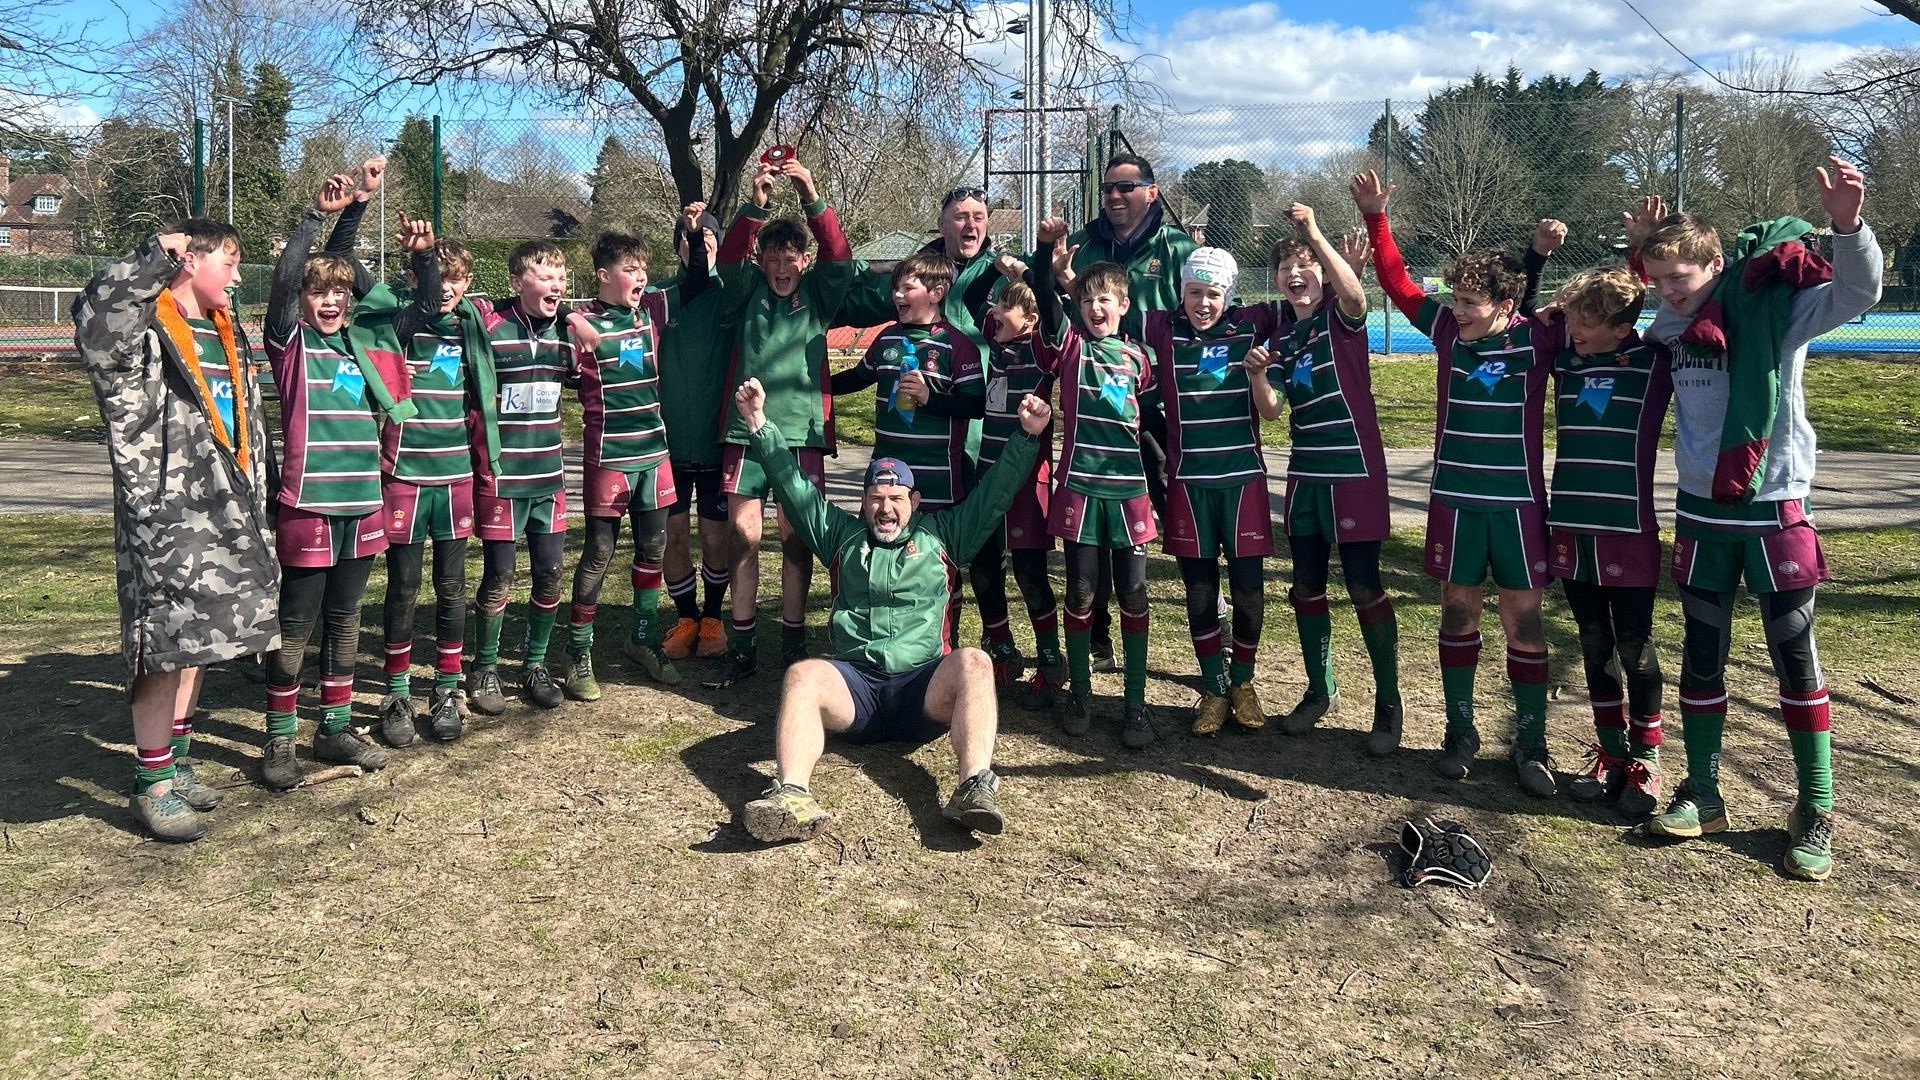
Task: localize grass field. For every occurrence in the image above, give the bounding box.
[3,510,1919,1077]
[12,355,1916,456]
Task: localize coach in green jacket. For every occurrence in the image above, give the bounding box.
[731,376,1050,844]
[1062,153,1197,339]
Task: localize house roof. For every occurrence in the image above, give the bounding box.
[0,173,76,227]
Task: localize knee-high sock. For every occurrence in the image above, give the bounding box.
[1508,646,1550,747]
[1291,588,1334,696]
[1678,679,1728,801]
[1354,593,1399,701]
[1439,632,1482,735]
[1781,686,1833,813]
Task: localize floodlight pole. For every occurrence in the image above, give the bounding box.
[216,94,251,225]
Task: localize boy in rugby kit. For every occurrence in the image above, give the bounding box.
[260,163,405,787]
[364,219,499,745]
[1144,246,1279,737]
[1353,171,1567,794]
[1543,266,1673,818]
[707,155,854,688]
[469,240,584,714]
[1629,159,1881,880]
[829,251,984,564]
[1033,216,1159,749]
[659,209,734,664]
[564,205,712,696]
[1247,203,1402,754]
[972,279,1066,704]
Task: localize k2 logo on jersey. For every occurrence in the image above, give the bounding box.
[1468,359,1507,392]
[1575,375,1615,415]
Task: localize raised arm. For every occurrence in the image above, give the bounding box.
[1352,171,1424,322]
[73,234,182,375]
[1031,217,1071,371]
[269,173,357,344]
[1291,202,1365,322]
[1519,218,1565,319]
[930,393,1048,561]
[1790,156,1883,339]
[390,212,441,343]
[737,379,859,557]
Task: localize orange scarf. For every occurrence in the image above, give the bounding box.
[155,293,249,471]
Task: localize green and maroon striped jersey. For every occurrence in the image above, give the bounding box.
[979,313,1051,470]
[481,301,568,499]
[576,294,671,474]
[383,326,473,484]
[1415,298,1561,510]
[185,317,237,436]
[1548,337,1673,535]
[271,326,382,515]
[1146,304,1278,489]
[1041,327,1154,500]
[1274,295,1385,484]
[858,322,982,507]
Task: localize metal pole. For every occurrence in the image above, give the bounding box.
[192,119,205,217]
[432,114,444,233]
[1382,98,1393,356]
[1108,104,1121,162]
[1035,0,1047,217]
[378,172,387,277]
[227,98,235,224]
[1674,93,1686,213]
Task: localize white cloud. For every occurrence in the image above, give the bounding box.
[1101,0,1909,167]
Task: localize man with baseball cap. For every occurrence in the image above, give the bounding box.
[728,375,1052,843]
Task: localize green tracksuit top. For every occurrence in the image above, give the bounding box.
[748,416,1042,674]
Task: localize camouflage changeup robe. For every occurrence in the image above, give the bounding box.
[73,236,281,683]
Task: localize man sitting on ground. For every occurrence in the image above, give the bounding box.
[730,376,1052,843]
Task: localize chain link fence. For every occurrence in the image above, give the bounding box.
[4,96,1917,353]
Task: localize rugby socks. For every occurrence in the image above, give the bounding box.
[475,609,505,668]
[1438,632,1482,736]
[1290,589,1335,697]
[1120,607,1149,707]
[1508,647,1550,747]
[1592,699,1631,757]
[169,715,193,759]
[1064,605,1093,697]
[701,563,729,620]
[525,595,559,665]
[668,571,700,622]
[1781,687,1834,813]
[728,616,756,654]
[1229,633,1257,687]
[1031,607,1062,669]
[630,558,664,647]
[1678,680,1728,802]
[384,641,412,698]
[1192,622,1228,697]
[568,602,596,656]
[780,617,805,650]
[1355,593,1400,701]
[318,674,353,737]
[983,615,1015,649]
[434,641,462,692]
[266,682,300,739]
[134,744,176,793]
[1629,712,1664,763]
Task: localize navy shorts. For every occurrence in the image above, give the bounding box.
[832,659,945,744]
[668,462,728,523]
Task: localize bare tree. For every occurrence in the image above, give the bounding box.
[1694,56,1828,227]
[1816,47,1920,275]
[342,0,1146,211]
[1405,102,1529,258]
[0,2,125,147]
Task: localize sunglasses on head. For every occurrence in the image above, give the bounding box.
[1100,180,1149,195]
[942,186,989,208]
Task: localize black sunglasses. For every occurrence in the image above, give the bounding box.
[942,186,989,208]
[1100,180,1149,195]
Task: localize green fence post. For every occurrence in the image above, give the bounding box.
[1382,98,1393,357]
[192,119,206,217]
[1674,93,1686,213]
[432,114,444,234]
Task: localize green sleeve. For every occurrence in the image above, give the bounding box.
[928,428,1041,561]
[837,263,896,327]
[748,419,858,558]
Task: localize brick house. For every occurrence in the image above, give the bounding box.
[0,156,81,256]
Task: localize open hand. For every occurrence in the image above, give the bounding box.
[1621,195,1669,250]
[1017,392,1052,434]
[1350,170,1394,214]
[1337,231,1371,277]
[1816,155,1866,233]
[782,160,818,203]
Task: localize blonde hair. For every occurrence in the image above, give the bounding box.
[1640,213,1722,265]
[508,239,566,277]
[434,238,475,281]
[1554,266,1647,328]
[301,253,357,295]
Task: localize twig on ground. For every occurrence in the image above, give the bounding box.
[1187,946,1239,968]
[1245,801,1267,831]
[1862,677,1914,705]
[1485,950,1525,986]
[3,828,11,852]
[1423,896,1458,929]
[1515,1017,1568,1028]
[1046,915,1131,929]
[1337,966,1367,995]
[829,834,849,865]
[1510,948,1569,969]
[300,765,363,787]
[1516,852,1556,895]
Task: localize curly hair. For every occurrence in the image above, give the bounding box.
[1554,266,1647,328]
[434,238,475,282]
[1443,249,1526,305]
[1269,236,1315,269]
